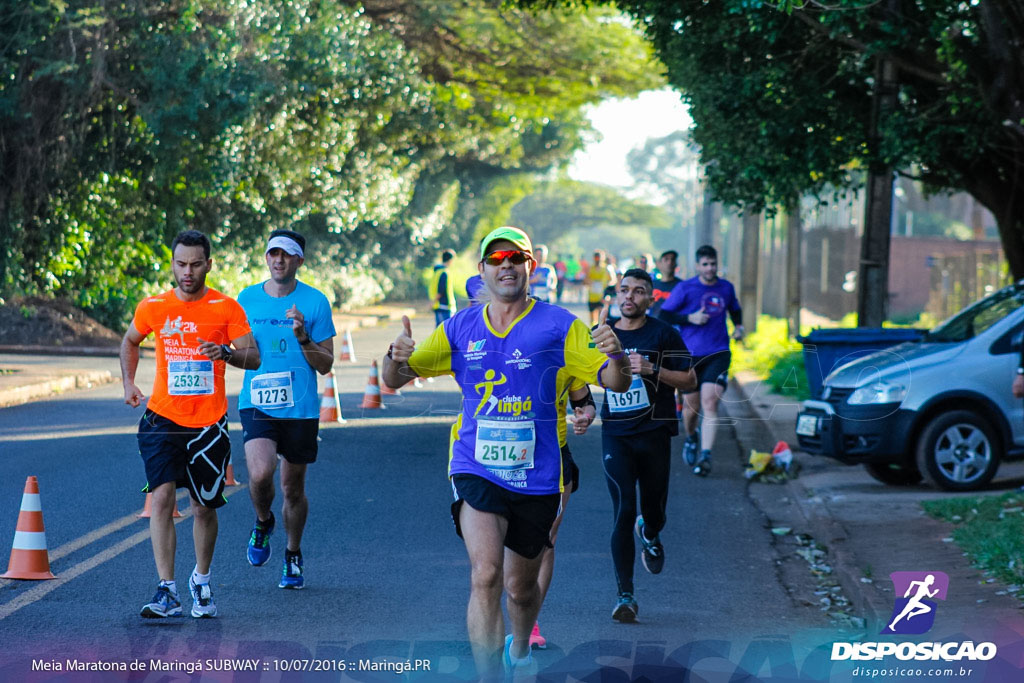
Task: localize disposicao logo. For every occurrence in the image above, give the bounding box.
[830,571,997,663]
[883,571,948,635]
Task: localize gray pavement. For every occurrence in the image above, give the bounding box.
[3,305,1024,681]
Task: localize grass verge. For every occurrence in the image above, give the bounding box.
[922,493,1024,599]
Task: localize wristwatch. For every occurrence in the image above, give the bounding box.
[220,344,233,362]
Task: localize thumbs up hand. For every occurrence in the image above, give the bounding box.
[689,306,710,325]
[591,304,623,360]
[391,315,416,362]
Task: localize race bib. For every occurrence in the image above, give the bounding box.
[590,279,606,294]
[250,371,294,409]
[167,360,214,396]
[606,375,650,413]
[474,419,535,471]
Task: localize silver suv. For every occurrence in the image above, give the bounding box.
[796,281,1024,491]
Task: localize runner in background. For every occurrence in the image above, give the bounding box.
[120,229,260,619]
[586,249,616,326]
[528,244,558,303]
[430,249,456,326]
[657,245,743,476]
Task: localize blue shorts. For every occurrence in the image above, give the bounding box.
[137,410,230,509]
[239,408,319,464]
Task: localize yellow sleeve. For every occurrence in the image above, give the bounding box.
[563,318,608,384]
[408,323,454,378]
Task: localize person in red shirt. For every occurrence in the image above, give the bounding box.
[120,230,260,619]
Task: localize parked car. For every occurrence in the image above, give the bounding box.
[796,281,1024,491]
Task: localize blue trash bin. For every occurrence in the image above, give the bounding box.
[797,328,927,398]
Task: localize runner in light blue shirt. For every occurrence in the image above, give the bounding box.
[237,229,336,590]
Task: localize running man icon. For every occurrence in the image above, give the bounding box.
[883,571,949,635]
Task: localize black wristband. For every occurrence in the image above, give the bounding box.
[220,344,233,362]
[569,391,596,410]
[298,336,313,346]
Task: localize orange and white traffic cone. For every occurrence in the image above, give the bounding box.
[224,461,242,486]
[338,330,357,363]
[2,476,56,580]
[360,360,385,409]
[138,491,183,519]
[319,371,346,423]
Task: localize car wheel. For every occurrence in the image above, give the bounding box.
[863,462,923,486]
[915,410,1000,491]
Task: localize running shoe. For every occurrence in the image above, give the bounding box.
[529,622,547,649]
[694,449,712,477]
[279,552,304,589]
[634,516,665,574]
[140,583,182,618]
[502,634,535,674]
[247,515,274,567]
[188,574,218,618]
[682,433,699,466]
[611,592,639,623]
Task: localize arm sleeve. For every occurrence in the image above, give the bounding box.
[313,293,337,343]
[228,300,253,342]
[727,282,743,326]
[132,299,153,337]
[563,318,609,384]
[659,281,687,315]
[408,323,454,378]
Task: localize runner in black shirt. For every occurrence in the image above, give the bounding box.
[597,268,696,623]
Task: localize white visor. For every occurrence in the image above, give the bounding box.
[266,235,304,258]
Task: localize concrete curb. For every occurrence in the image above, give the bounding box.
[0,370,116,408]
[731,374,888,630]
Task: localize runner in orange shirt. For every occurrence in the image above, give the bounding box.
[120,230,260,619]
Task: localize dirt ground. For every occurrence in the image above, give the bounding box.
[0,296,122,348]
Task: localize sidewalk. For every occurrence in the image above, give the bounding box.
[0,304,419,408]
[731,370,1024,639]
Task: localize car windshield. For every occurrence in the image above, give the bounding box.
[924,283,1024,342]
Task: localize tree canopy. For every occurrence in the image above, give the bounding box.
[0,0,660,326]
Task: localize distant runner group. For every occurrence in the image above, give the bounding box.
[119,226,743,679]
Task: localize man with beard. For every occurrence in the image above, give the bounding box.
[382,226,630,678]
[598,268,695,623]
[121,230,260,619]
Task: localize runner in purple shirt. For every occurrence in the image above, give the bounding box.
[657,245,744,476]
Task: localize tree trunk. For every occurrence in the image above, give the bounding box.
[740,210,761,333]
[785,198,802,339]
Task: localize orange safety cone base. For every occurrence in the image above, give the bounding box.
[3,476,57,580]
[224,463,242,486]
[138,492,183,518]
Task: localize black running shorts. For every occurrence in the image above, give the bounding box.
[138,410,231,509]
[688,351,731,392]
[450,474,561,560]
[239,408,319,464]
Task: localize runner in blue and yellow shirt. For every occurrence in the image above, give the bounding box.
[382,226,630,678]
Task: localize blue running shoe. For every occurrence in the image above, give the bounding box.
[611,592,639,622]
[140,583,182,618]
[279,552,304,589]
[247,515,274,567]
[502,634,535,674]
[682,433,699,466]
[694,449,712,477]
[634,516,665,574]
[188,574,218,618]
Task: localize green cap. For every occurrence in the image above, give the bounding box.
[479,226,533,260]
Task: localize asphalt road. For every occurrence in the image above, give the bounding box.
[0,313,845,681]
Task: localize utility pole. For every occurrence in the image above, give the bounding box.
[740,210,761,333]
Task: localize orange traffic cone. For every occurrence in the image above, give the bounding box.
[224,462,242,486]
[360,360,385,409]
[2,476,55,580]
[338,330,357,363]
[319,371,346,423]
[138,491,183,519]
